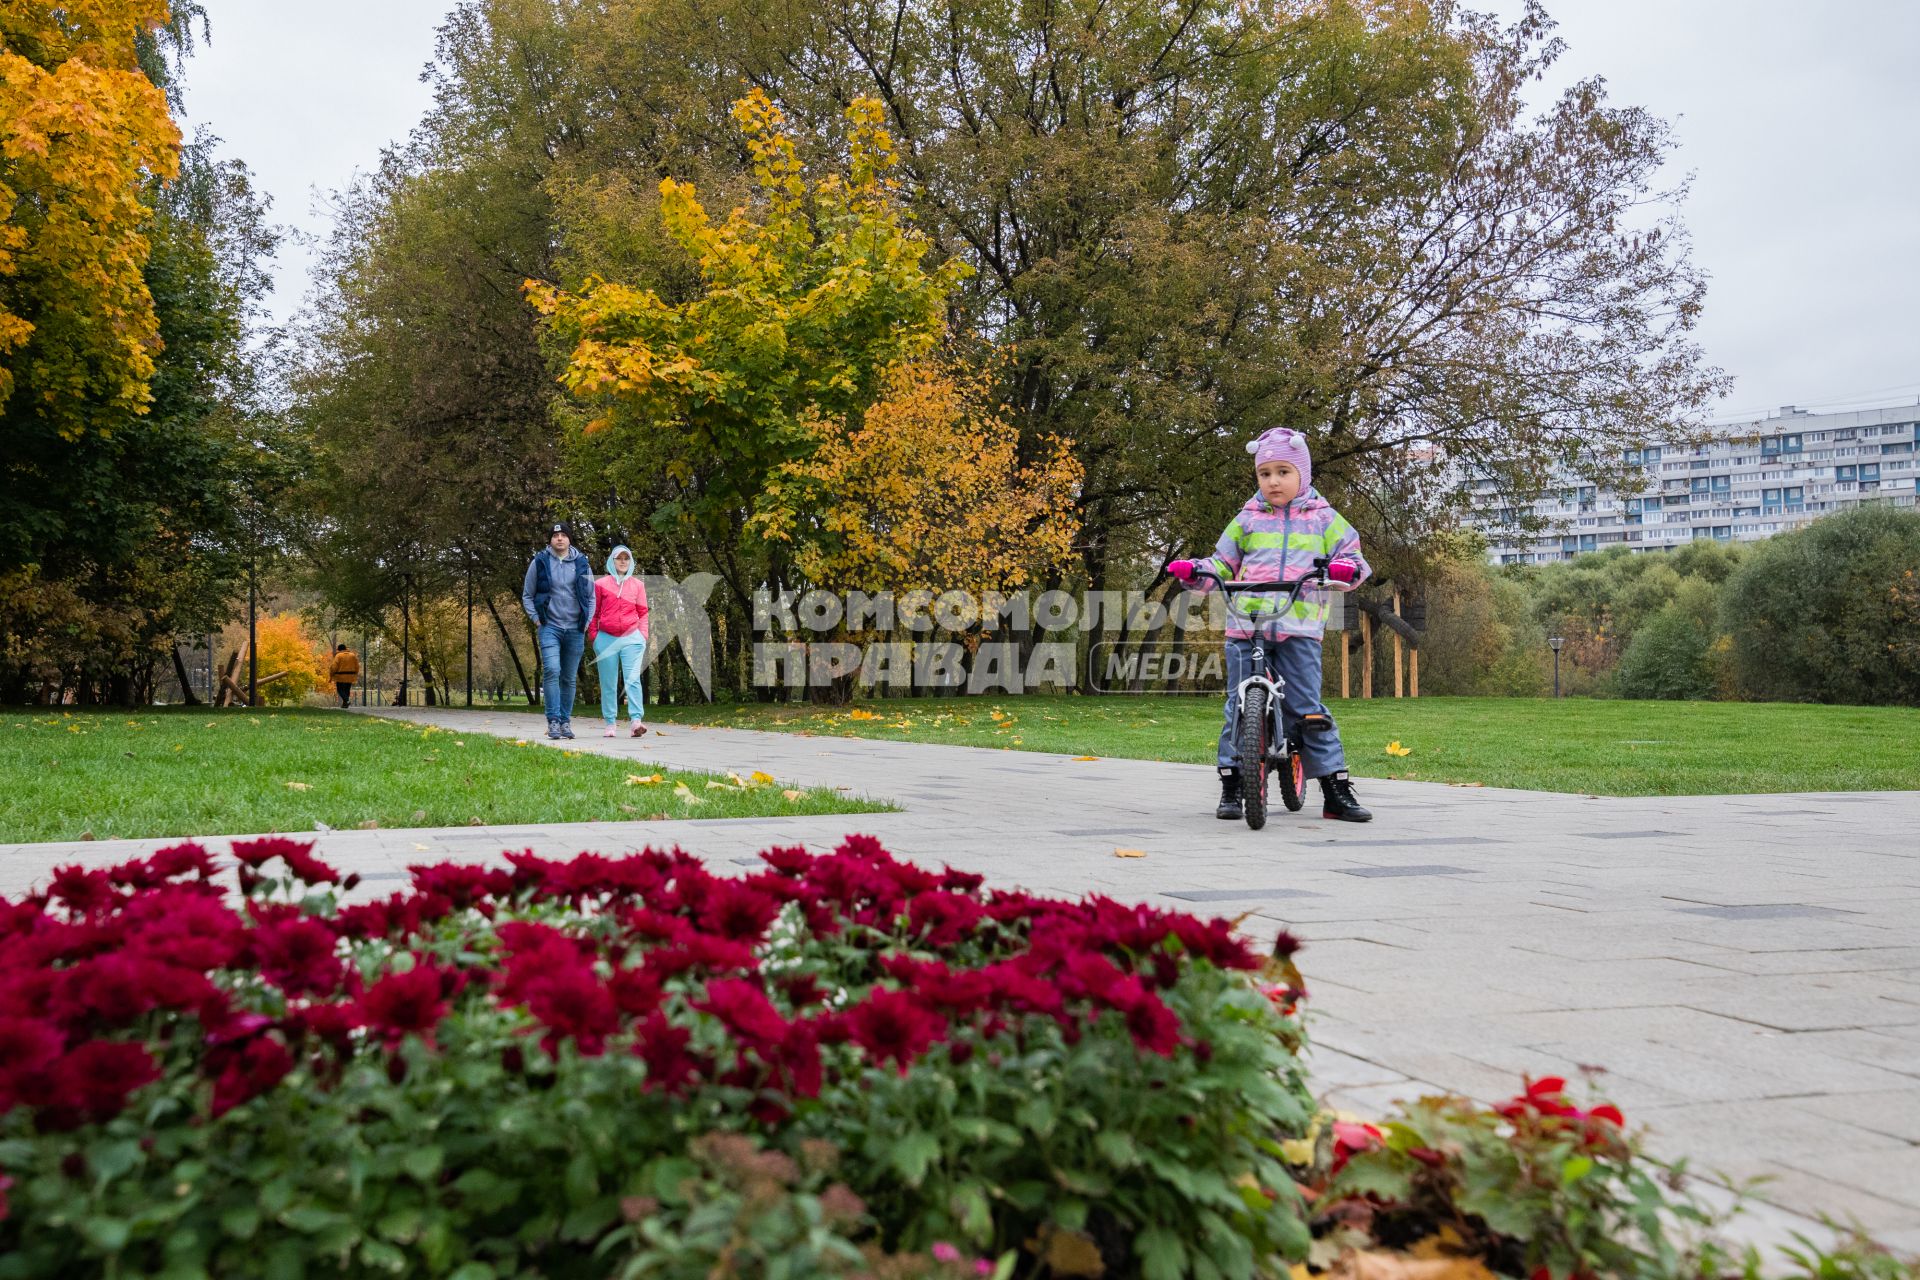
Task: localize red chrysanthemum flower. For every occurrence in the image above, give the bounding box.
[694,978,789,1050]
[357,959,456,1048]
[48,865,118,917]
[145,841,219,882]
[523,966,619,1057]
[846,987,946,1074]
[908,892,986,948]
[609,965,663,1018]
[698,880,782,943]
[209,1034,295,1117]
[58,1040,160,1121]
[1110,977,1181,1056]
[251,915,347,998]
[633,1012,702,1095]
[0,1016,63,1089]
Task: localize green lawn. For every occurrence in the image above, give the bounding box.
[1,709,884,843]
[643,694,1920,797]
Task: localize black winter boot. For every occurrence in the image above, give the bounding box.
[1319,771,1373,823]
[1215,767,1243,821]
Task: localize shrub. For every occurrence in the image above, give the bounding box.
[1719,506,1920,705]
[1615,605,1714,700]
[0,835,1312,1278]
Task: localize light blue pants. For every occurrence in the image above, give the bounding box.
[593,631,647,724]
[1218,634,1345,777]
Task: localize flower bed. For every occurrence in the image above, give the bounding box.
[0,836,1315,1277]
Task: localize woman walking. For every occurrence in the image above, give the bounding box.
[588,545,650,737]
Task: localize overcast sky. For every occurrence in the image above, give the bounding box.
[180,0,1920,424]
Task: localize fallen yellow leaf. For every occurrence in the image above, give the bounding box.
[749,770,776,786]
[782,789,804,801]
[1113,848,1147,859]
[1385,740,1412,757]
[1071,755,1100,761]
[283,781,311,791]
[625,773,664,786]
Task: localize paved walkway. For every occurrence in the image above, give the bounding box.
[8,705,1918,1251]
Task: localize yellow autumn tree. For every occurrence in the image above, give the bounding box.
[0,0,181,436]
[251,613,330,706]
[527,89,968,567]
[752,359,1082,602]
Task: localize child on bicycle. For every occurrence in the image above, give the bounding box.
[1168,426,1373,823]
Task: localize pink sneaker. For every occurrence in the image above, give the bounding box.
[602,725,617,738]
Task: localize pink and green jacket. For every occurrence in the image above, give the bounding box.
[1197,488,1370,640]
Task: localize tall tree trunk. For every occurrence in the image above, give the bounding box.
[483,593,536,704]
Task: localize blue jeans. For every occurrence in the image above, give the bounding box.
[1217,634,1345,777]
[537,624,586,723]
[593,631,647,724]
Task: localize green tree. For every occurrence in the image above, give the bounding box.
[1615,605,1714,701]
[1720,506,1920,706]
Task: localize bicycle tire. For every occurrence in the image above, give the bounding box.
[1237,685,1270,831]
[1278,745,1306,813]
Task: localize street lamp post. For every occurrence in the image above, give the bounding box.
[1549,635,1565,698]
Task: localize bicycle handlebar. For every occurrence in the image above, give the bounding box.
[1189,562,1327,608]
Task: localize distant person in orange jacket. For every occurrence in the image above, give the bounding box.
[588,545,649,737]
[329,644,360,708]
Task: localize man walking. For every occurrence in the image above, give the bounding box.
[328,643,360,709]
[522,522,595,739]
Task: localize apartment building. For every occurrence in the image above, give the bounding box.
[1467,401,1920,565]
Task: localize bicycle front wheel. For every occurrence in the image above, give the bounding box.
[1237,684,1270,831]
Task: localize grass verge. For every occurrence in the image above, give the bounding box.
[640,694,1920,796]
[1,708,883,843]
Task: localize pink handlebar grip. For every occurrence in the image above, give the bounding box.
[1326,560,1358,584]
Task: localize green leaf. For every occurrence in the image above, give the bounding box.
[1094,1130,1140,1168]
[1138,1228,1187,1280]
[82,1216,131,1252]
[1017,1095,1056,1136]
[259,1175,297,1216]
[951,1183,993,1243]
[402,1145,445,1183]
[219,1205,261,1240]
[281,1206,351,1234]
[565,1151,600,1205]
[375,1207,422,1244]
[1562,1155,1595,1186]
[561,1198,620,1242]
[650,1156,699,1204]
[448,1265,499,1280]
[888,1131,941,1186]
[1053,1168,1112,1197]
[1327,1155,1414,1203]
[358,1240,408,1273]
[87,1137,143,1185]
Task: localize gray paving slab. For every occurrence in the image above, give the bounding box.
[4,703,1918,1247]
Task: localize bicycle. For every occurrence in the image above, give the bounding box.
[1190,557,1355,830]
